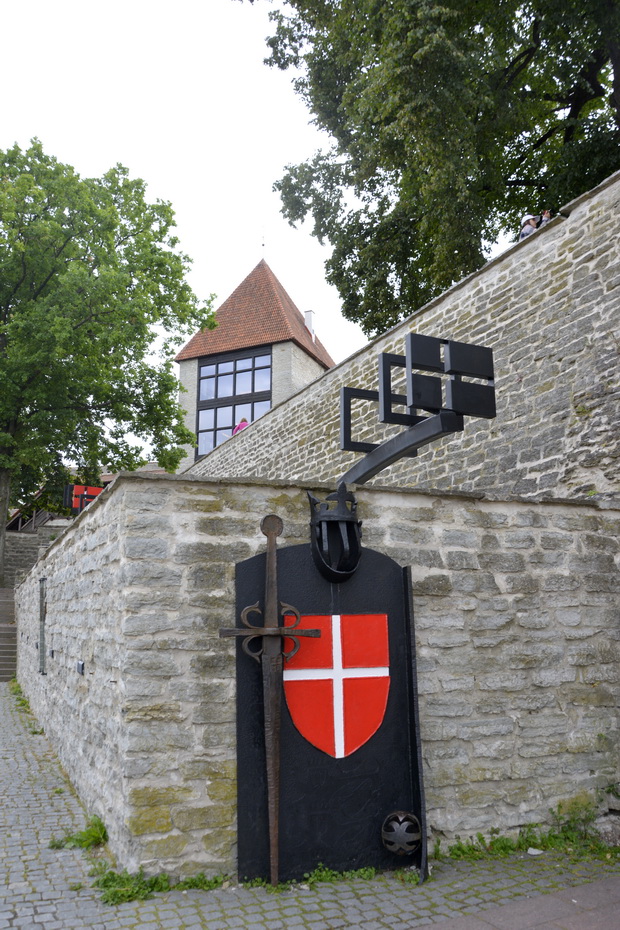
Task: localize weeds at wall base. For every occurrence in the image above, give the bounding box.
[49,816,108,851]
[241,863,378,893]
[70,827,620,906]
[9,678,45,735]
[433,797,620,864]
[88,863,226,905]
[86,862,382,904]
[53,796,620,906]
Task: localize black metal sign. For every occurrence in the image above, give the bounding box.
[340,333,495,484]
[231,528,427,884]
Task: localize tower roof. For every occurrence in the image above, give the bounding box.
[175,259,335,368]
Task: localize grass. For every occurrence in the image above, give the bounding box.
[87,861,379,905]
[68,807,620,907]
[241,862,378,894]
[8,679,45,735]
[435,795,620,864]
[49,816,108,851]
[8,678,31,711]
[394,867,421,885]
[90,865,174,905]
[304,863,377,887]
[57,789,620,906]
[89,863,226,905]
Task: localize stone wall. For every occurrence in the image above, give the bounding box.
[16,474,620,876]
[15,494,127,848]
[188,173,620,503]
[177,357,198,471]
[271,340,326,405]
[16,475,237,877]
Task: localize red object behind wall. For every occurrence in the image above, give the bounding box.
[63,485,104,514]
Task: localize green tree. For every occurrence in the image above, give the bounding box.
[248,0,620,335]
[0,140,215,583]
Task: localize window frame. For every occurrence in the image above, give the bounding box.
[195,346,272,457]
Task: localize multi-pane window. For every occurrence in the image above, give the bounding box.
[196,349,271,456]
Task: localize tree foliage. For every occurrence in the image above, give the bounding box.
[0,140,214,579]
[252,0,620,335]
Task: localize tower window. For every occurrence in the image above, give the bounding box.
[196,348,271,456]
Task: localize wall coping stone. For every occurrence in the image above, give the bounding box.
[109,471,617,509]
[17,471,613,588]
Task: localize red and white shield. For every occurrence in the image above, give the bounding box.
[283,614,390,758]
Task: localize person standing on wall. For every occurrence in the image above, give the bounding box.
[519,214,539,240]
[519,209,553,240]
[233,418,249,435]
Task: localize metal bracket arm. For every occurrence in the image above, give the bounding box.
[339,411,464,486]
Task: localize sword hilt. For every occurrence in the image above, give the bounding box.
[220,602,320,662]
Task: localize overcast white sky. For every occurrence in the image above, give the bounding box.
[1,0,368,363]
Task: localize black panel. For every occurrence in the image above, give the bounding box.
[340,386,380,453]
[444,340,494,379]
[446,379,497,418]
[406,333,443,372]
[235,544,427,882]
[408,373,443,413]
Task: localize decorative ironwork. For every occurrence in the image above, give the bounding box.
[220,514,320,885]
[307,483,363,582]
[381,811,422,855]
[339,333,495,485]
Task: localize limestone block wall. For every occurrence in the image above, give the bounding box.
[177,357,198,473]
[188,173,620,502]
[16,492,126,848]
[365,490,620,837]
[16,474,620,876]
[17,476,241,877]
[271,340,326,405]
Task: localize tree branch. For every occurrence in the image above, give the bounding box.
[505,124,561,183]
[563,49,609,143]
[491,18,542,92]
[3,250,29,311]
[30,232,76,301]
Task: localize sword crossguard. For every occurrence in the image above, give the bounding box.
[220,602,321,662]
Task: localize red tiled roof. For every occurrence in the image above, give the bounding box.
[175,259,335,368]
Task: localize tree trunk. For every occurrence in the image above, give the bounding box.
[608,38,620,128]
[0,469,11,588]
[599,0,620,128]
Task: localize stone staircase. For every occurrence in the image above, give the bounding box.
[0,589,16,681]
[0,524,65,682]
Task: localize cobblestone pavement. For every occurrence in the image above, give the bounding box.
[2,681,620,929]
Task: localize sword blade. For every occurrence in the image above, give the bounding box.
[261,652,282,885]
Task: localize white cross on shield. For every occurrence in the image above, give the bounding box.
[283,614,390,758]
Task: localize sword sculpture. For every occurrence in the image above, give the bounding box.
[220,514,320,885]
